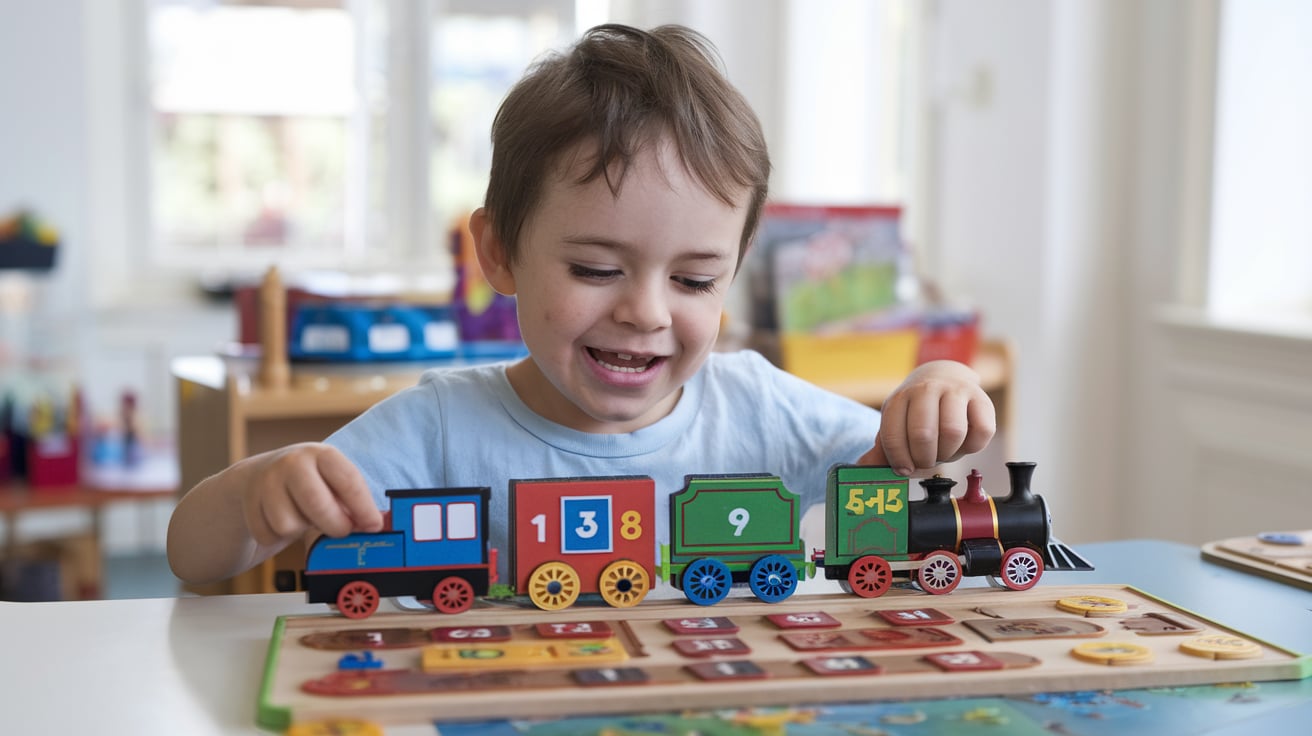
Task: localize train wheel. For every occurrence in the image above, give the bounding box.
[916,551,962,595]
[527,562,581,611]
[431,577,475,614]
[683,557,732,606]
[847,555,893,598]
[336,581,380,619]
[999,547,1044,591]
[748,554,798,603]
[598,559,650,608]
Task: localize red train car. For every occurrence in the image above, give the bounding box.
[509,476,657,610]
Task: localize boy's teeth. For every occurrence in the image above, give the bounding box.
[593,349,653,373]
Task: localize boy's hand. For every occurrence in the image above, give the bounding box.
[858,360,996,476]
[239,443,384,547]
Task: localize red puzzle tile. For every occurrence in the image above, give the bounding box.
[572,667,651,687]
[672,637,751,658]
[875,607,954,626]
[429,625,513,643]
[801,655,883,676]
[685,660,769,681]
[924,650,1006,672]
[535,621,613,639]
[765,611,843,629]
[662,616,740,635]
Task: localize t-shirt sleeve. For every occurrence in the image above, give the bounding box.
[732,351,882,508]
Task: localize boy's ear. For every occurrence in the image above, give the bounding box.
[469,207,517,296]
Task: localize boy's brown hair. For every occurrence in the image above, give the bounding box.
[483,23,771,270]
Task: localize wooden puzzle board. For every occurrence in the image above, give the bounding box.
[1202,530,1312,591]
[258,584,1310,729]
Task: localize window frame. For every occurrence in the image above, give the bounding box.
[89,0,578,310]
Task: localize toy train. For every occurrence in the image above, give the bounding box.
[285,461,1092,619]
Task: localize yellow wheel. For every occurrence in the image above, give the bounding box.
[528,561,581,610]
[598,559,650,608]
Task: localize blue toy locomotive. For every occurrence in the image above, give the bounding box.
[288,461,1091,618]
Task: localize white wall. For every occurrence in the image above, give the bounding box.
[0,0,235,439]
[920,0,1129,543]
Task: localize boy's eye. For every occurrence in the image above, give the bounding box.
[569,264,621,280]
[674,276,718,294]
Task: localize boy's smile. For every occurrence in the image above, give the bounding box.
[472,136,749,433]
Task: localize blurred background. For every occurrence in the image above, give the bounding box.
[0,0,1309,598]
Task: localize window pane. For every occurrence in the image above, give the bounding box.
[1210,0,1312,315]
[428,9,573,236]
[149,0,384,264]
[413,504,443,542]
[446,502,478,541]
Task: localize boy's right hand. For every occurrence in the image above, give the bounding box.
[239,442,384,547]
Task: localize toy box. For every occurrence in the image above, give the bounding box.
[288,303,459,363]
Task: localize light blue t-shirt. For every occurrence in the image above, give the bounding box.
[325,350,880,577]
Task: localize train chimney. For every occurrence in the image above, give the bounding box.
[1004,461,1038,504]
[920,476,956,504]
[963,469,988,505]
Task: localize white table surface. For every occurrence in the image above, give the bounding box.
[2,539,1309,735]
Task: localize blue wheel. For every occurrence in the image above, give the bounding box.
[748,554,798,603]
[682,558,732,606]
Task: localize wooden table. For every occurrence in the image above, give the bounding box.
[0,462,177,598]
[0,540,1307,735]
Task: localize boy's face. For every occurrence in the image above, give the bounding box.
[474,137,748,433]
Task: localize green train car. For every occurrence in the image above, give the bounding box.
[659,474,814,605]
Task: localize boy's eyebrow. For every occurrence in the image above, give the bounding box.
[561,235,730,263]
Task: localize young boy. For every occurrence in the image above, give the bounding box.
[167,24,994,586]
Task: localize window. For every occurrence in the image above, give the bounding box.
[446,501,478,541]
[143,0,575,278]
[126,1,916,302]
[1208,0,1312,320]
[413,503,443,542]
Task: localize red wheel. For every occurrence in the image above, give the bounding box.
[336,581,380,619]
[999,547,1044,591]
[847,555,893,598]
[916,551,962,595]
[431,577,475,614]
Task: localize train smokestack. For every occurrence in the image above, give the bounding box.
[963,469,988,504]
[1005,461,1037,504]
[920,476,956,504]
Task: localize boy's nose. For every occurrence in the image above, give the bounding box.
[614,280,672,331]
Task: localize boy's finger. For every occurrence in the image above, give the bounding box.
[253,489,309,546]
[903,394,941,471]
[288,477,355,538]
[316,449,384,530]
[956,396,998,458]
[935,394,970,463]
[875,401,916,476]
[857,439,887,466]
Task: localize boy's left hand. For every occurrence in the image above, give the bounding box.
[858,360,996,476]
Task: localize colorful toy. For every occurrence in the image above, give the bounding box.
[1201,529,1312,591]
[290,462,1092,619]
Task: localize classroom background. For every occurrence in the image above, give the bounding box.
[0,0,1309,601]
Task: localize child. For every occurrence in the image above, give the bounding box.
[167,24,994,586]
